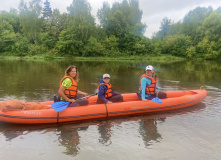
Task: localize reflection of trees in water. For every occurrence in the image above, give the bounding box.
[139,118,165,147]
[158,60,221,88]
[57,125,88,156]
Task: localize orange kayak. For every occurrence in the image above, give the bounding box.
[0,88,207,124]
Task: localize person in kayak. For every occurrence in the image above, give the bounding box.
[97,73,123,104]
[58,65,89,107]
[137,65,167,101]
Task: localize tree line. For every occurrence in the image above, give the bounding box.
[0,0,220,59]
[153,6,221,60]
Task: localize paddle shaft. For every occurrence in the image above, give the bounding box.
[77,94,97,100]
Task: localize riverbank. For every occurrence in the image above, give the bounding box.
[0,54,185,62]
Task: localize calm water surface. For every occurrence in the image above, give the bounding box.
[0,59,221,160]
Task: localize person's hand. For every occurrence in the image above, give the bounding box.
[68,99,76,103]
[142,99,148,102]
[107,101,112,103]
[83,92,88,96]
[156,86,161,89]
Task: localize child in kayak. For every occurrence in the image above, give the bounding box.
[97,74,123,104]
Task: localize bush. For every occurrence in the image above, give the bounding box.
[161,34,192,56]
[196,37,219,59]
[28,44,47,55]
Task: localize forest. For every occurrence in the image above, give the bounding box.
[0,0,221,59]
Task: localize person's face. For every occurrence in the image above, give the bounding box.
[69,68,77,78]
[146,70,154,76]
[103,78,110,83]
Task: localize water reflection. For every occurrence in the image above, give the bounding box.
[2,129,26,141]
[57,125,89,156]
[139,118,164,147]
[0,123,56,141]
[97,121,112,146]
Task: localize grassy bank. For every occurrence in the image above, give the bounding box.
[0,54,185,62]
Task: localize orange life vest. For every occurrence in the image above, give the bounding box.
[98,83,113,98]
[140,74,157,95]
[60,76,78,98]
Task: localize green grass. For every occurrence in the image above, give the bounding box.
[0,54,186,62]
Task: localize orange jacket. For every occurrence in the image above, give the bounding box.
[98,83,113,98]
[60,76,78,98]
[140,74,157,95]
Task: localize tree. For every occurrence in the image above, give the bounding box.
[13,34,29,56]
[167,21,182,36]
[97,0,146,36]
[201,12,221,42]
[153,17,172,40]
[0,10,7,14]
[102,35,120,56]
[0,21,16,53]
[196,37,219,59]
[10,8,18,14]
[19,0,43,44]
[116,0,146,35]
[161,34,192,56]
[67,0,94,24]
[42,9,68,49]
[42,0,52,20]
[97,2,111,28]
[83,36,104,56]
[216,7,221,13]
[106,10,128,38]
[0,12,21,33]
[55,17,97,55]
[181,6,213,44]
[55,28,83,55]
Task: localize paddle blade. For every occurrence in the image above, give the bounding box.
[152,97,162,103]
[51,101,70,112]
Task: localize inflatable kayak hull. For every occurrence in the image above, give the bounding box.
[0,89,207,124]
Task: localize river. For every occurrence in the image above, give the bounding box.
[0,59,220,160]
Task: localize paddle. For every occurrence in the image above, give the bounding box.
[51,101,70,112]
[51,94,97,112]
[152,92,162,103]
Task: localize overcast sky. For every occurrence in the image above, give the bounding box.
[1,0,221,38]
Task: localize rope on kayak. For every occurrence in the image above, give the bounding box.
[104,103,108,120]
[57,112,59,123]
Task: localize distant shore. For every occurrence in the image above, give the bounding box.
[0,54,186,62]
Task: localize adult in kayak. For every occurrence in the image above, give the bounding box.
[58,65,89,107]
[97,73,123,104]
[137,65,167,101]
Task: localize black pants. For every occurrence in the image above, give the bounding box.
[68,94,89,107]
[97,94,124,104]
